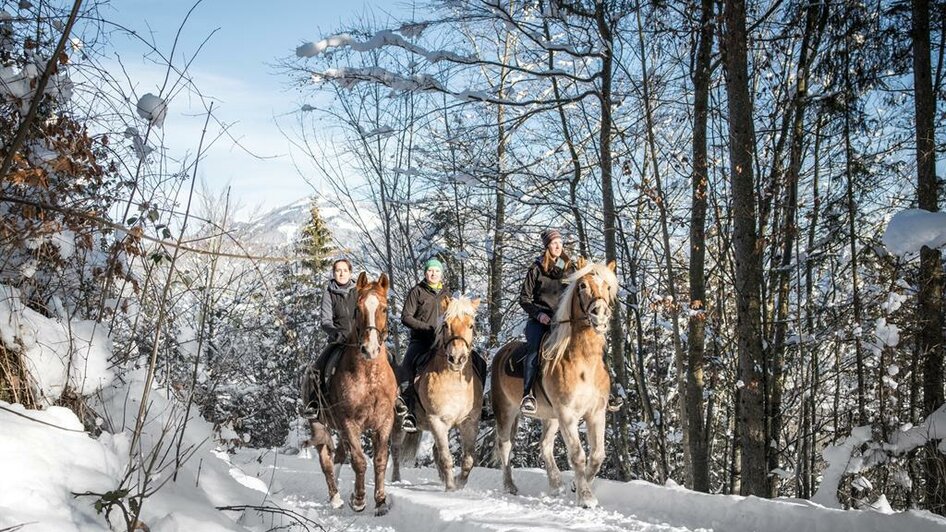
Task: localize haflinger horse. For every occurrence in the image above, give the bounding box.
[392,295,483,491]
[491,258,618,509]
[303,272,398,516]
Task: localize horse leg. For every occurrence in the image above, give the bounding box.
[390,425,402,483]
[494,406,519,495]
[429,417,456,491]
[341,424,368,512]
[457,415,478,489]
[560,414,596,509]
[333,438,347,485]
[540,419,563,495]
[584,409,606,488]
[372,423,393,516]
[317,443,344,509]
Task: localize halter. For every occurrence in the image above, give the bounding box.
[442,334,472,350]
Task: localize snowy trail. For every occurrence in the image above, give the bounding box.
[230,449,946,532]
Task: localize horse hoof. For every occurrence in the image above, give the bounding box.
[329,493,344,509]
[375,500,390,516]
[549,484,563,496]
[350,493,366,513]
[504,484,518,496]
[579,491,598,509]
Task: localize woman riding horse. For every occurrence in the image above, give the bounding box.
[518,230,623,415]
[518,229,574,415]
[397,258,450,432]
[306,272,398,515]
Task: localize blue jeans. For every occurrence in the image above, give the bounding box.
[522,319,549,397]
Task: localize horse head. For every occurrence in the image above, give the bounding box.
[355,271,389,360]
[570,257,618,334]
[438,294,480,372]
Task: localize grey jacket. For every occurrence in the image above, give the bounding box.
[320,279,357,342]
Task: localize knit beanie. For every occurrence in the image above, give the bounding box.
[541,229,562,248]
[424,258,444,272]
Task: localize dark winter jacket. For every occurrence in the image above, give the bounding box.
[518,256,574,321]
[320,279,358,343]
[401,281,449,342]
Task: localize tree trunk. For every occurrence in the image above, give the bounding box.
[685,0,715,492]
[595,1,624,408]
[487,21,515,348]
[768,1,822,497]
[913,0,946,514]
[721,0,768,497]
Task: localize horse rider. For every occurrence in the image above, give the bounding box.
[303,258,358,414]
[396,258,451,432]
[518,230,624,415]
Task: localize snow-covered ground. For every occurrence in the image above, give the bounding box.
[4,399,946,532]
[225,448,946,532]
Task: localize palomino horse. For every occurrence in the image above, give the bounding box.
[491,258,618,508]
[303,272,398,515]
[392,295,482,491]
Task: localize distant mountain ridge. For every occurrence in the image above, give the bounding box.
[232,194,378,255]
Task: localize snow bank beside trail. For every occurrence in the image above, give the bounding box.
[0,402,127,532]
[0,284,114,403]
[0,373,272,531]
[882,209,946,258]
[232,450,946,532]
[93,373,268,531]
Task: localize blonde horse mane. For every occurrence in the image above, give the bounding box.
[542,261,619,373]
[435,294,478,346]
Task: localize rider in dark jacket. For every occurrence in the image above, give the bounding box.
[396,258,449,432]
[518,229,573,415]
[304,259,357,413]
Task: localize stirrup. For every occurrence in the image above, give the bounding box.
[401,413,418,433]
[394,395,409,417]
[520,394,537,416]
[607,394,624,412]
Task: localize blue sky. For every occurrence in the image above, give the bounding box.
[104,0,410,219]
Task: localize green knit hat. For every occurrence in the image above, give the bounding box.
[424,258,444,272]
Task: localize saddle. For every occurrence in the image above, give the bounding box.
[321,344,345,393]
[302,344,346,419]
[504,333,550,378]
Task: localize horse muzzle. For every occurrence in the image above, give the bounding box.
[360,341,381,360]
[446,351,468,372]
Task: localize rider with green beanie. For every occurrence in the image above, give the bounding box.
[396,258,450,432]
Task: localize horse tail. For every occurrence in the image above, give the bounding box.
[399,429,422,466]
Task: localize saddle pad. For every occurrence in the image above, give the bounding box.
[505,343,528,378]
[505,333,549,378]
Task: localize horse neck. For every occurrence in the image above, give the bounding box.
[566,325,606,360]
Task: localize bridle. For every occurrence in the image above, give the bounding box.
[558,278,608,327]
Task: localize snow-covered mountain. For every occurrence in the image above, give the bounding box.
[231,194,380,254]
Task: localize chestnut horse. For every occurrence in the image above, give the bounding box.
[490,258,618,508]
[392,295,482,491]
[303,272,398,516]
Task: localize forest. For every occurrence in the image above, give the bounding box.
[1,0,945,530]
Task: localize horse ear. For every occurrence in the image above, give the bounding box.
[440,296,451,313]
[576,256,587,269]
[356,272,368,289]
[607,259,617,274]
[470,298,481,310]
[378,273,389,291]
